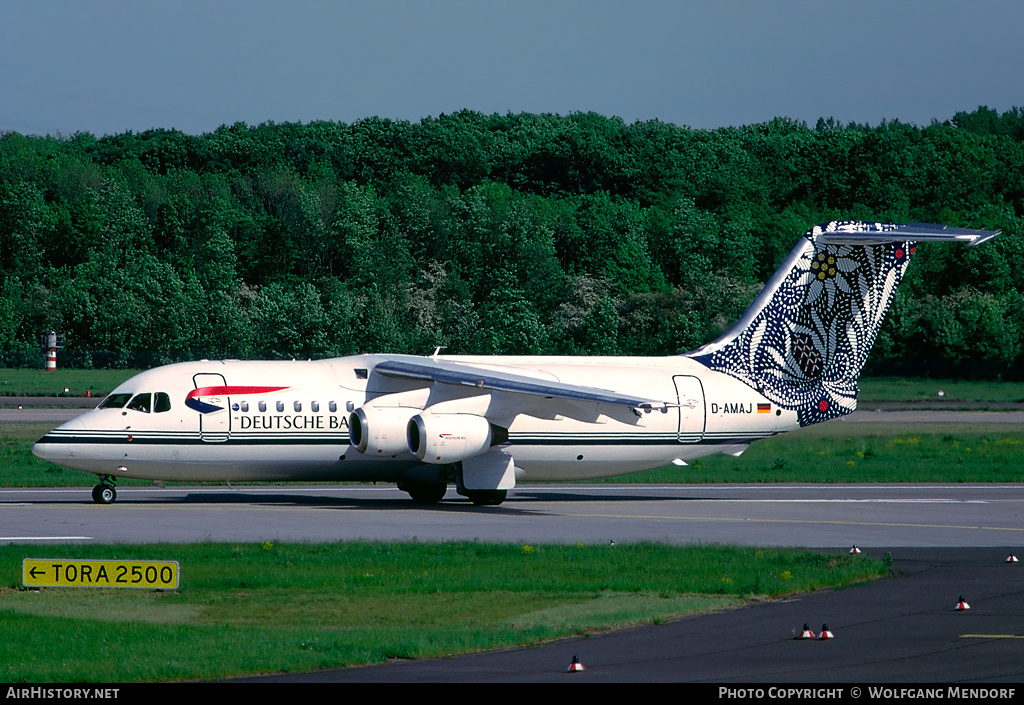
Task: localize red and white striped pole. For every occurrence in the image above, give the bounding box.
[43,331,58,371]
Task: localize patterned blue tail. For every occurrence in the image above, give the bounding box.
[689,221,998,427]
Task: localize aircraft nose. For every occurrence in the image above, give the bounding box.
[32,433,68,464]
[31,414,86,464]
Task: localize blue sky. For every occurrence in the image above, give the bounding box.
[1,0,1021,137]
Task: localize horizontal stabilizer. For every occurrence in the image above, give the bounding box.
[816,222,999,248]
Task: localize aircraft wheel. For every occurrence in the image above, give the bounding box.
[465,490,506,506]
[400,482,448,504]
[92,484,116,505]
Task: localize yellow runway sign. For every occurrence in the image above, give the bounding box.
[23,559,179,589]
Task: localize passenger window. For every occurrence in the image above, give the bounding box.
[259,401,267,412]
[294,401,302,412]
[99,393,132,409]
[311,401,319,412]
[240,401,249,412]
[276,401,284,412]
[154,392,172,413]
[329,401,337,413]
[126,393,152,413]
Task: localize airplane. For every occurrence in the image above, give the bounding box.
[32,221,998,506]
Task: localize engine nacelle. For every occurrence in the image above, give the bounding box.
[349,407,417,456]
[406,412,505,464]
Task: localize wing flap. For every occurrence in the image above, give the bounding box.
[372,358,662,410]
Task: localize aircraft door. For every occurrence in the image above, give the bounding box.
[673,375,705,443]
[193,373,231,442]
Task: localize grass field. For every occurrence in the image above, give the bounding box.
[0,542,885,682]
[0,369,135,398]
[856,377,1024,404]
[617,422,1024,483]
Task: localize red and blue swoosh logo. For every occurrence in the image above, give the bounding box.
[185,386,289,414]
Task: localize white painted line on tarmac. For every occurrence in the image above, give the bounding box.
[0,536,92,541]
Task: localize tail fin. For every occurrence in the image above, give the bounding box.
[690,221,998,427]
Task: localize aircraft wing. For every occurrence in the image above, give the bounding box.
[372,357,663,410]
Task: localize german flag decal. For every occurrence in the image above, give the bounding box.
[757,403,771,414]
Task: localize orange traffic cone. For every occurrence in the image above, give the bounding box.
[567,655,585,672]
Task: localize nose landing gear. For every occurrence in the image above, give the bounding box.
[91,476,117,504]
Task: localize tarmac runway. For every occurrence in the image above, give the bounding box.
[3,483,1023,547]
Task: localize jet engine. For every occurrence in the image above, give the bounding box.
[349,407,417,456]
[406,412,507,464]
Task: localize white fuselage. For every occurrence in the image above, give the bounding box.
[32,354,800,484]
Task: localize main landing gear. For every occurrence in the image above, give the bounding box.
[91,476,117,504]
[398,480,448,504]
[398,471,509,507]
[398,481,506,506]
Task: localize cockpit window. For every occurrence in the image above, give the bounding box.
[99,393,132,409]
[126,393,152,413]
[154,392,172,413]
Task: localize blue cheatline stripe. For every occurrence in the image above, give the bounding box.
[35,433,348,447]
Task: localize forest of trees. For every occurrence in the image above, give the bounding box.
[1,107,1023,377]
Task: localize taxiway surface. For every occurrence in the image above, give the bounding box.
[3,483,1023,547]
